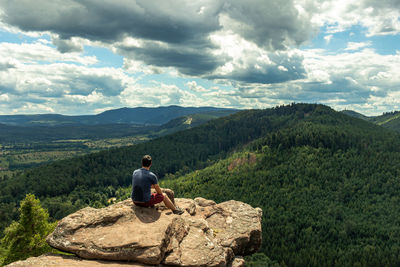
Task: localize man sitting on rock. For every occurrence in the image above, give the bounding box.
[131,155,184,215]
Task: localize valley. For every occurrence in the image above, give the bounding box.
[0,107,238,180]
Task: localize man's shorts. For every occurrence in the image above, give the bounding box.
[133,193,164,207]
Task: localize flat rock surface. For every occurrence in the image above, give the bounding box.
[46,195,262,267]
[5,253,153,267]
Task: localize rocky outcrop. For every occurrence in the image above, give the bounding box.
[23,194,261,267]
[5,253,247,267]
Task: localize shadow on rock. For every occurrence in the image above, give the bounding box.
[132,205,161,223]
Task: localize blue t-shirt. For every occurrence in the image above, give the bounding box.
[131,168,158,202]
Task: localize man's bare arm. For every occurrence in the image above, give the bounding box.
[153,184,163,195]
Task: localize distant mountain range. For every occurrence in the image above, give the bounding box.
[0,106,239,126]
[341,109,400,132]
[0,107,239,143]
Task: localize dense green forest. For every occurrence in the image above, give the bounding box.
[162,126,400,265]
[1,103,400,266]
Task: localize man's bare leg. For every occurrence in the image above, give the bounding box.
[153,184,183,214]
[162,193,176,211]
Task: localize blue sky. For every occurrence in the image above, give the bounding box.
[0,0,399,116]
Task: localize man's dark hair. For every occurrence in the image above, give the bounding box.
[141,155,152,167]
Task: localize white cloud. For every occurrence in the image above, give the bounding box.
[344,41,372,51]
[65,90,106,104]
[324,34,333,44]
[120,82,202,108]
[209,31,306,83]
[51,34,84,53]
[0,41,136,114]
[201,46,400,115]
[310,0,400,36]
[0,0,317,79]
[299,48,400,115]
[0,93,9,102]
[0,42,97,65]
[186,81,208,92]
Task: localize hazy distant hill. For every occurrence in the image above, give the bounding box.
[341,109,400,132]
[0,109,238,144]
[0,106,238,126]
[341,110,369,121]
[94,106,238,125]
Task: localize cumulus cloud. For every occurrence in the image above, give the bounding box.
[0,41,131,114]
[204,46,400,115]
[293,48,400,114]
[344,41,372,51]
[0,40,236,114]
[360,0,400,35]
[221,0,315,50]
[116,41,224,76]
[312,0,400,36]
[120,82,203,108]
[0,62,131,110]
[209,32,306,83]
[0,0,316,80]
[186,81,208,92]
[0,41,97,65]
[52,34,84,53]
[0,60,15,70]
[210,52,305,84]
[0,0,222,44]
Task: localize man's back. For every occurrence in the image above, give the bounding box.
[131,168,158,202]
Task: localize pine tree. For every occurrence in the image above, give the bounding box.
[1,194,56,265]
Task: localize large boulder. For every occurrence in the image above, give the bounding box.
[46,195,262,267]
[47,200,173,265]
[204,200,263,255]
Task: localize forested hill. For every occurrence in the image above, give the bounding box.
[369,111,400,132]
[1,104,398,238]
[342,109,400,132]
[341,110,369,120]
[162,110,400,265]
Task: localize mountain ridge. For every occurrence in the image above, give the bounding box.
[341,109,400,132]
[0,106,238,126]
